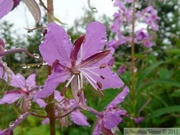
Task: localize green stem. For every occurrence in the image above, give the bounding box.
[47,0,54,23]
[46,0,55,135]
[131,0,136,118]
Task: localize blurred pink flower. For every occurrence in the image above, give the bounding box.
[118,65,126,74]
[135,29,153,47]
[93,86,129,135]
[36,91,89,127]
[0,72,39,105]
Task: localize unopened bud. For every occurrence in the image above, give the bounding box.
[42,28,47,37]
[3,129,13,135]
[12,0,21,10]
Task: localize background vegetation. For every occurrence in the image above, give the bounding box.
[0,0,180,134]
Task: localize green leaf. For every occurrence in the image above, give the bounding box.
[139,79,180,94]
[53,16,67,25]
[170,89,180,97]
[150,105,180,118]
[166,49,180,54]
[136,62,164,90]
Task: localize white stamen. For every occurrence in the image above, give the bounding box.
[80,68,103,79]
[77,75,81,90]
[65,75,75,87]
[81,70,97,90]
[80,73,83,89]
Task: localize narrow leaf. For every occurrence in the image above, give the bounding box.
[150,105,180,118]
[23,0,41,23]
[139,79,180,94]
[136,62,164,90]
[53,16,67,25]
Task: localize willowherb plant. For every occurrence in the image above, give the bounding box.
[108,0,160,49]
[0,0,159,135]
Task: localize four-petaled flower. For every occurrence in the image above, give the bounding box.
[0,71,40,112]
[35,22,124,102]
[93,86,129,135]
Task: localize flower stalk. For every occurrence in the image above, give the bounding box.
[131,0,137,119]
[47,0,55,135]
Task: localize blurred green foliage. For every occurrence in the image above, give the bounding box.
[0,1,180,134]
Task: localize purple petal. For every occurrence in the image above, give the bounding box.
[80,22,106,60]
[70,110,89,126]
[111,19,121,32]
[0,0,13,19]
[42,118,49,124]
[81,67,124,90]
[10,73,26,89]
[35,99,47,107]
[71,35,85,64]
[107,86,129,108]
[26,74,36,89]
[40,22,73,66]
[103,111,122,129]
[118,66,126,74]
[80,50,110,68]
[93,119,102,135]
[0,92,24,104]
[54,90,64,102]
[134,117,144,123]
[35,71,70,99]
[92,48,115,66]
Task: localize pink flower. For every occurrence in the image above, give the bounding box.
[134,117,144,124]
[93,86,129,135]
[118,65,126,74]
[0,71,39,105]
[36,91,89,127]
[135,29,153,47]
[138,6,160,31]
[35,22,124,102]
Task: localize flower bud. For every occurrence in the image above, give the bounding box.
[3,129,13,135]
[12,0,21,10]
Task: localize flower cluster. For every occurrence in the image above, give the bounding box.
[107,0,160,49]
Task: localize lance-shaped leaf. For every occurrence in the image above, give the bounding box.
[23,0,41,23]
